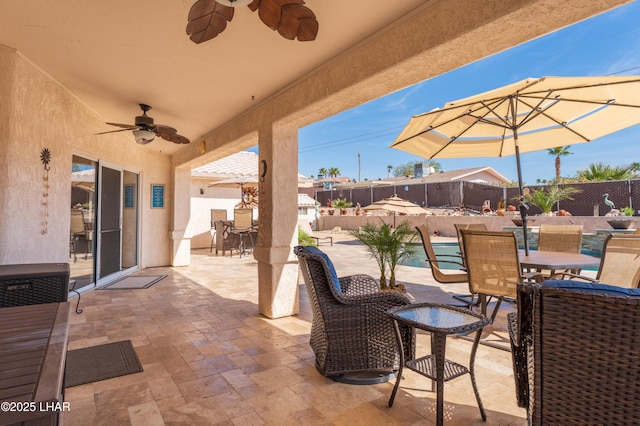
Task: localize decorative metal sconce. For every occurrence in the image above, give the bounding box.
[40,148,51,234]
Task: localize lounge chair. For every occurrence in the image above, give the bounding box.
[294,245,414,383]
[508,280,640,424]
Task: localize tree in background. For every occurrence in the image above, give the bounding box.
[387,164,393,178]
[328,167,340,178]
[548,146,572,182]
[423,159,442,173]
[629,162,640,177]
[393,160,442,177]
[318,167,327,178]
[576,162,634,181]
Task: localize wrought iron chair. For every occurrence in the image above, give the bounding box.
[294,245,415,383]
[550,234,640,288]
[508,280,640,424]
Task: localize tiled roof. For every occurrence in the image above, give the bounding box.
[192,152,258,178]
[298,193,318,207]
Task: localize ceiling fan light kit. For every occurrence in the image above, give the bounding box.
[96,104,190,145]
[216,0,252,6]
[133,129,156,144]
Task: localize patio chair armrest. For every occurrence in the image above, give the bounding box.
[522,271,544,283]
[425,256,466,269]
[339,274,380,295]
[548,272,597,282]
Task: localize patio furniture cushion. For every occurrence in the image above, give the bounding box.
[297,245,341,292]
[542,279,640,297]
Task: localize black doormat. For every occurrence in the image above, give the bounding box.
[65,340,143,387]
[99,275,166,290]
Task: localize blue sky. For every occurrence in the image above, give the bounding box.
[295,2,640,185]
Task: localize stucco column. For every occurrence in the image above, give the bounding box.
[171,165,191,266]
[253,123,300,318]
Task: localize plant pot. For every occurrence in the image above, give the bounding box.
[340,209,348,215]
[328,210,334,216]
[512,219,535,227]
[607,219,634,229]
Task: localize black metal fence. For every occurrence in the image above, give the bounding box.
[314,179,639,216]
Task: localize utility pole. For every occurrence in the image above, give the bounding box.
[358,152,361,182]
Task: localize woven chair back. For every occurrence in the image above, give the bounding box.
[454,223,487,266]
[210,209,227,224]
[233,208,253,232]
[597,235,640,288]
[415,225,467,284]
[460,229,520,299]
[70,210,86,234]
[537,224,583,253]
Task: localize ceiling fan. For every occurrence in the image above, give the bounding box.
[186,0,318,44]
[96,104,190,145]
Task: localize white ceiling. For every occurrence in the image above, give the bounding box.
[0,0,426,154]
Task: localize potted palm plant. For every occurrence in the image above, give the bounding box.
[523,186,581,215]
[331,198,353,215]
[350,220,417,289]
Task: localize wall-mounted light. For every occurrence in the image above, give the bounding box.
[200,188,205,195]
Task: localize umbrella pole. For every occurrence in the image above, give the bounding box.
[514,143,530,256]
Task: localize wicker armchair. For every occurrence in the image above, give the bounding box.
[508,280,640,425]
[294,245,415,383]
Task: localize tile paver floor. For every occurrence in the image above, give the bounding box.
[63,235,528,425]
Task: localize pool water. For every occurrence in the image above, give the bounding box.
[404,242,601,270]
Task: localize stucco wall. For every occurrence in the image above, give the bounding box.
[0,47,171,267]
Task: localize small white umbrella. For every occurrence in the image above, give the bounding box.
[208,175,259,208]
[363,195,428,226]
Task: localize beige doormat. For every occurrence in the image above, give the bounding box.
[99,275,166,289]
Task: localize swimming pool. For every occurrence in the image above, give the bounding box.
[404,242,601,270]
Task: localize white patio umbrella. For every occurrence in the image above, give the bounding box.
[390,75,640,254]
[363,195,428,226]
[208,175,259,208]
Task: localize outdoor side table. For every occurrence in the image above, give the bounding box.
[387,302,491,426]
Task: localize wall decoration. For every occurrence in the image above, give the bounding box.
[124,184,135,209]
[151,184,165,209]
[40,148,51,234]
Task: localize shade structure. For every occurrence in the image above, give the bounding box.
[363,195,428,226]
[208,175,259,208]
[390,75,640,254]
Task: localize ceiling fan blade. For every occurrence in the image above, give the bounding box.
[252,0,318,41]
[105,122,138,129]
[155,125,190,144]
[95,127,137,135]
[187,0,234,44]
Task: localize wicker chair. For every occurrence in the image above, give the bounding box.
[550,234,640,288]
[508,280,640,425]
[294,245,415,383]
[460,230,542,322]
[536,224,583,276]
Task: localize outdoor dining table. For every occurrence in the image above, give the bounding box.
[518,249,601,271]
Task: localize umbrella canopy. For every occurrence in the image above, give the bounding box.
[364,195,428,226]
[390,76,640,254]
[208,175,259,208]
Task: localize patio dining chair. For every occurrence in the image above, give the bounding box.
[508,280,640,424]
[233,208,256,256]
[535,224,583,277]
[453,223,488,305]
[293,245,415,383]
[415,225,470,307]
[460,230,543,322]
[70,209,92,262]
[209,209,228,252]
[550,234,640,288]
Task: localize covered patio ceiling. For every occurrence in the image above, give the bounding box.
[0,1,629,155]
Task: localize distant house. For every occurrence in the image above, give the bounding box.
[394,166,511,185]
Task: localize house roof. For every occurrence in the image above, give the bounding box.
[394,167,511,184]
[192,152,258,179]
[298,194,318,207]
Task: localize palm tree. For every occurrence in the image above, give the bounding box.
[629,162,640,177]
[328,167,340,178]
[318,167,327,178]
[385,221,418,288]
[547,146,572,182]
[387,164,393,178]
[576,162,634,181]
